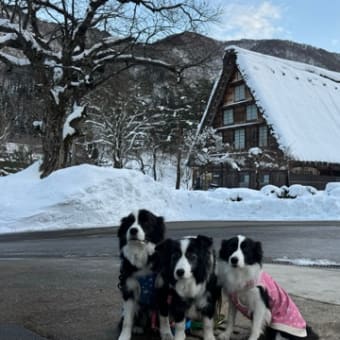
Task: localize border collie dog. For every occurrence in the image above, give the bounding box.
[217,235,318,340]
[117,209,166,340]
[155,235,220,340]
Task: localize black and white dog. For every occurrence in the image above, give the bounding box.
[217,235,318,340]
[117,209,166,340]
[155,235,220,340]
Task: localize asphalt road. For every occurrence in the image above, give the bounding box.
[0,221,339,340]
[0,221,339,263]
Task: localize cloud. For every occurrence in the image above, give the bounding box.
[210,1,285,41]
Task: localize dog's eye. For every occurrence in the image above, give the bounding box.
[187,253,197,262]
[241,242,248,250]
[171,252,180,261]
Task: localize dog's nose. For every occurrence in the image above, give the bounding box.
[176,269,185,278]
[230,257,238,265]
[129,228,138,236]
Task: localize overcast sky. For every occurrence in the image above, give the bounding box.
[206,0,340,53]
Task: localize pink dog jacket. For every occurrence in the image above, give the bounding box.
[229,271,307,337]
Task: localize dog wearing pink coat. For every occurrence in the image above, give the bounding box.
[217,235,319,340]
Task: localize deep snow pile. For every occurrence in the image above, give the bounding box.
[0,162,340,234]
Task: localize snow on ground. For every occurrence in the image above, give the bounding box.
[1,162,340,235]
[274,257,339,267]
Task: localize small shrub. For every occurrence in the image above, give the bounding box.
[230,195,243,202]
[287,184,317,198]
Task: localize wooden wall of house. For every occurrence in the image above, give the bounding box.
[193,166,340,191]
[221,169,288,189]
[193,165,288,190]
[288,162,340,189]
[222,70,252,106]
[289,174,340,189]
[220,125,282,156]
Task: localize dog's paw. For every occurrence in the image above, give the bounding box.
[204,334,216,340]
[174,334,185,340]
[247,336,260,340]
[217,331,231,340]
[117,330,131,340]
[160,333,174,340]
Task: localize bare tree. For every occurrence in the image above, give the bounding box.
[0,0,217,177]
[0,110,10,145]
[87,87,161,169]
[154,79,212,188]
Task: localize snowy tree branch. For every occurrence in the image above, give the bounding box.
[117,0,183,12]
[34,0,78,25]
[72,0,108,46]
[0,51,30,66]
[0,18,60,63]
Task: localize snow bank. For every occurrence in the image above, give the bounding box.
[274,256,339,267]
[1,162,340,234]
[325,182,340,197]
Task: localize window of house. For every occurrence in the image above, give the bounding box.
[234,71,242,81]
[291,167,319,175]
[259,125,268,147]
[202,172,212,190]
[260,173,270,186]
[210,172,221,188]
[234,84,245,102]
[223,109,234,125]
[239,173,250,187]
[246,104,258,121]
[234,128,245,149]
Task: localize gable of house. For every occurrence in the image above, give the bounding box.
[213,68,280,154]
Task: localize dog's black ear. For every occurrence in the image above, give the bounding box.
[254,241,263,264]
[117,214,135,249]
[155,238,173,254]
[221,239,228,248]
[156,216,166,243]
[219,239,228,258]
[154,238,173,276]
[196,235,213,249]
[118,214,133,238]
[219,238,238,260]
[157,216,164,226]
[220,238,235,251]
[117,219,125,239]
[151,237,170,271]
[148,215,166,245]
[195,235,214,283]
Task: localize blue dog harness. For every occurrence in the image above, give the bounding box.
[136,273,192,333]
[137,272,157,306]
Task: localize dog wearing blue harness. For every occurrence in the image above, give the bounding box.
[117,209,166,340]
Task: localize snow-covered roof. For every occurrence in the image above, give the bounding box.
[207,46,340,164]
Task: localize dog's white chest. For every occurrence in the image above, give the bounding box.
[175,280,209,319]
[175,278,205,299]
[122,242,155,269]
